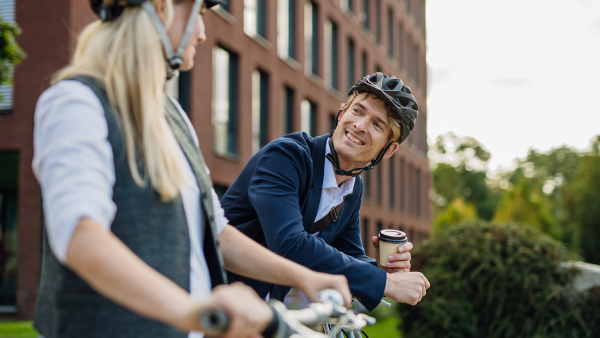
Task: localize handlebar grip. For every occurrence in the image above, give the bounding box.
[200,309,229,336]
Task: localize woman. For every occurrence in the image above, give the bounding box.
[31,1,351,337]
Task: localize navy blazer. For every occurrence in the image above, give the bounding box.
[220,132,386,311]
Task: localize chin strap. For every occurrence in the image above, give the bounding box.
[141,0,204,73]
[325,132,391,177]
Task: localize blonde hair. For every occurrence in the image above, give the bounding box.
[339,91,403,143]
[54,0,186,201]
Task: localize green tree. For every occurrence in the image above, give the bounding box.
[493,178,556,236]
[0,15,25,101]
[570,141,600,264]
[433,197,477,234]
[431,133,500,221]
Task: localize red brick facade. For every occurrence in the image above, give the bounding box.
[0,0,430,319]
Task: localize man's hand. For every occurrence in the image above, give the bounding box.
[296,272,352,308]
[383,272,430,305]
[199,282,272,338]
[372,236,413,273]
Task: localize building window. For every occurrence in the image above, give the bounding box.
[361,51,367,77]
[363,0,370,32]
[300,99,316,137]
[342,0,353,13]
[376,221,383,236]
[398,22,404,69]
[405,0,411,15]
[389,157,395,208]
[362,218,369,252]
[304,1,319,76]
[416,168,421,217]
[178,71,191,114]
[330,113,337,132]
[376,164,382,205]
[277,0,296,60]
[212,46,238,156]
[399,158,405,212]
[414,43,420,87]
[0,152,18,311]
[0,0,16,111]
[213,184,229,200]
[244,0,266,38]
[251,70,269,153]
[324,20,338,90]
[284,86,295,134]
[363,169,371,200]
[376,0,381,43]
[387,9,394,59]
[347,38,355,92]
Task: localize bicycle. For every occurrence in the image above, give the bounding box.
[200,289,382,338]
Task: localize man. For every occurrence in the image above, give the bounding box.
[221,73,430,311]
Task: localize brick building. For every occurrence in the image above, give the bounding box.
[0,0,430,319]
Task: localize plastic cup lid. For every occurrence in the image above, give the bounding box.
[378,229,407,243]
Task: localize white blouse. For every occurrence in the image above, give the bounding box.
[32,80,228,338]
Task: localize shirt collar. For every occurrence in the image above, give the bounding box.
[324,138,355,195]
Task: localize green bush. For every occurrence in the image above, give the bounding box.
[398,221,598,338]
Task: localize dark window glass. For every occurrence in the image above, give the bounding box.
[219,2,230,12]
[363,170,371,200]
[347,0,353,12]
[398,22,404,69]
[406,0,411,14]
[362,218,369,248]
[289,0,296,58]
[311,2,319,75]
[227,52,239,154]
[213,184,229,200]
[363,0,370,31]
[377,221,383,235]
[377,164,382,205]
[389,158,395,208]
[330,113,337,132]
[399,159,405,212]
[331,21,338,90]
[416,168,421,217]
[256,70,269,149]
[347,38,355,92]
[258,0,266,37]
[284,86,295,134]
[178,70,191,115]
[361,51,367,77]
[376,0,381,43]
[387,9,394,58]
[0,152,18,309]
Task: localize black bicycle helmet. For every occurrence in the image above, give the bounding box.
[327,72,419,177]
[89,0,227,71]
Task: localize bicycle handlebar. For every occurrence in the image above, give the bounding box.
[199,290,376,338]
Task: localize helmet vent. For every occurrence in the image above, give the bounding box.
[385,79,399,90]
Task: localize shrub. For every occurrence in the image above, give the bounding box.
[398,221,597,338]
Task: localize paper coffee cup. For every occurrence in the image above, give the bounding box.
[378,229,408,267]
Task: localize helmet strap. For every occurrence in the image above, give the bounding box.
[326,131,392,178]
[141,0,204,72]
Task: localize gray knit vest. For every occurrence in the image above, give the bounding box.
[34,76,227,338]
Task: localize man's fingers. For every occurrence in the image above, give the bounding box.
[386,261,410,269]
[398,242,413,253]
[371,236,379,248]
[388,252,411,262]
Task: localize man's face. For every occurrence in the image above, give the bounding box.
[332,93,398,171]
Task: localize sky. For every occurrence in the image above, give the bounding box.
[425,0,600,172]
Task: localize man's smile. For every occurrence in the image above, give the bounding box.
[345,131,365,145]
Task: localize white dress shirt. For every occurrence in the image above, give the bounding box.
[314,139,356,224]
[32,80,228,338]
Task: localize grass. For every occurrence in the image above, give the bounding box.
[0,321,38,338]
[363,316,402,338]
